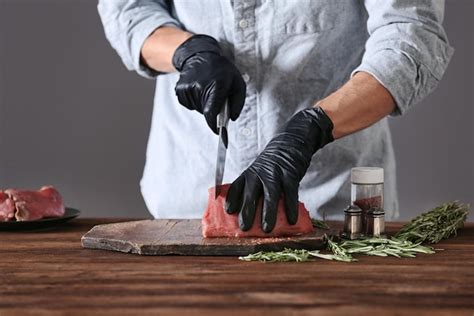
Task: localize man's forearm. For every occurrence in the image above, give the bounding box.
[317,72,396,139]
[141,26,193,73]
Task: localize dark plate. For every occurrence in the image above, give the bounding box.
[0,207,80,231]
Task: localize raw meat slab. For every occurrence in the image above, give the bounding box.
[81,219,331,256]
[203,185,314,237]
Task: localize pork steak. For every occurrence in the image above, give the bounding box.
[202,184,314,238]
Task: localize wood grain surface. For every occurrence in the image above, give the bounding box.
[81,219,329,255]
[1,218,473,315]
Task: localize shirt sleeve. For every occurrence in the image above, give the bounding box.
[352,0,454,115]
[97,0,182,79]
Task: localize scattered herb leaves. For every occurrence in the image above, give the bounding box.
[239,235,434,263]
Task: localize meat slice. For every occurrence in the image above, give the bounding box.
[0,192,15,222]
[202,184,314,238]
[5,186,65,221]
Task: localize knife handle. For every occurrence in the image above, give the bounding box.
[217,100,230,129]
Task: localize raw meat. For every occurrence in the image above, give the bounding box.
[0,192,15,222]
[4,186,65,221]
[202,184,314,238]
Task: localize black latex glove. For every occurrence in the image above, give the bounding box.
[225,107,334,233]
[172,34,246,133]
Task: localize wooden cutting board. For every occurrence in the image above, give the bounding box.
[81,219,332,256]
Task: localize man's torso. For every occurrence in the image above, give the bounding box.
[140,0,399,220]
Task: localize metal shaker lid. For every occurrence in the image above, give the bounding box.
[367,207,385,217]
[344,205,362,214]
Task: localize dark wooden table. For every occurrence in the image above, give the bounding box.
[1,219,473,315]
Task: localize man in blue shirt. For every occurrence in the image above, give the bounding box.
[98,0,453,231]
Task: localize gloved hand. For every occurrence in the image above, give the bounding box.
[225,106,334,233]
[172,34,246,133]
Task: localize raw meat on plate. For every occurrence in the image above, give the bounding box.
[2,186,65,221]
[202,184,314,238]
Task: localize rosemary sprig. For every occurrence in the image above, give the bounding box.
[239,248,356,263]
[395,201,470,243]
[239,248,314,262]
[311,218,330,230]
[325,235,355,262]
[340,238,435,258]
[239,236,434,263]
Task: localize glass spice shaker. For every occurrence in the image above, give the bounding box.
[351,167,384,232]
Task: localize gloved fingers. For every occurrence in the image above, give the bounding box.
[260,178,282,233]
[238,171,263,231]
[203,81,228,134]
[175,80,201,112]
[225,174,245,214]
[282,183,299,225]
[228,75,246,121]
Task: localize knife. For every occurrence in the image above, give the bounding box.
[215,100,230,199]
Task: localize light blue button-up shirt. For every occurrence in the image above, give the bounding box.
[97,0,453,220]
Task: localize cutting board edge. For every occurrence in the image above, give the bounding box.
[81,236,143,255]
[80,219,331,256]
[81,235,328,256]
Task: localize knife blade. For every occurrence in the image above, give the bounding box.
[215,100,230,199]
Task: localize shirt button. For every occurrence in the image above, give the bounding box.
[239,19,248,29]
[242,73,250,83]
[240,127,252,137]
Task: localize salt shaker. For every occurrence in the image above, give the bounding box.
[341,205,363,240]
[351,167,384,232]
[365,207,386,238]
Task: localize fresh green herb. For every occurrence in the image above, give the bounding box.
[239,248,315,262]
[239,236,434,263]
[239,247,357,263]
[339,237,435,258]
[395,201,470,243]
[311,218,330,230]
[325,235,355,262]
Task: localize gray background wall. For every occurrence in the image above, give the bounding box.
[0,0,472,220]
